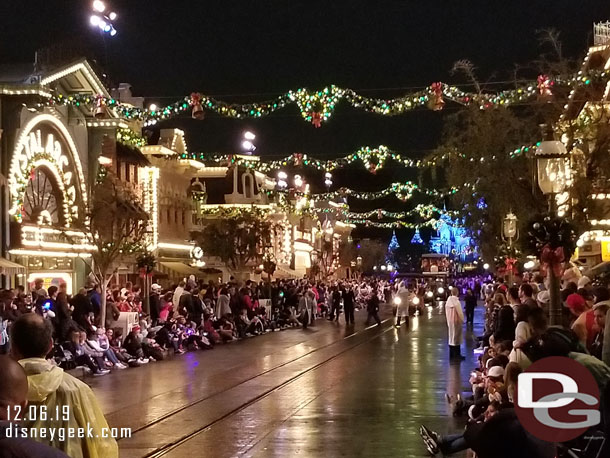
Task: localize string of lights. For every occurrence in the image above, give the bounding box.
[45,71,606,126]
[180,140,540,175]
[344,218,441,229]
[308,181,472,202]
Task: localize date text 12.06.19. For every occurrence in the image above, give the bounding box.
[6,405,70,422]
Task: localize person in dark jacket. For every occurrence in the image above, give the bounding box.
[87,285,102,323]
[420,406,556,458]
[366,291,381,326]
[70,288,94,334]
[178,287,194,318]
[149,285,161,325]
[329,287,341,321]
[342,286,355,325]
[464,288,477,325]
[190,289,205,326]
[493,304,516,343]
[49,286,77,342]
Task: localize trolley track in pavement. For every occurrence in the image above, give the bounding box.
[117,317,394,458]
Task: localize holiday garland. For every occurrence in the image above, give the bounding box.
[180,140,543,176]
[45,71,607,127]
[316,203,459,220]
[344,218,445,230]
[309,181,473,202]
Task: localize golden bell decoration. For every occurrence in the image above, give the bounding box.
[190,93,205,120]
[94,97,107,119]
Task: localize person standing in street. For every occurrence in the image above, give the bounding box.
[445,287,465,360]
[299,289,315,330]
[464,288,477,325]
[342,285,355,325]
[366,289,382,326]
[329,286,341,321]
[395,282,410,327]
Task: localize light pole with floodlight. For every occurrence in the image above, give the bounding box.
[535,138,570,326]
[502,212,519,285]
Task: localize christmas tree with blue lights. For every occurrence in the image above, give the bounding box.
[386,230,399,266]
[388,230,399,252]
[410,228,424,245]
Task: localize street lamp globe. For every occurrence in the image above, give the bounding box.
[241,140,255,152]
[93,0,106,13]
[535,141,569,195]
[502,212,518,240]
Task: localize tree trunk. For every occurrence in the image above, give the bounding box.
[100,280,107,329]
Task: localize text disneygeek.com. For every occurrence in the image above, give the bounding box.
[4,424,132,441]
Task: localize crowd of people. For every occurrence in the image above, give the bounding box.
[4,270,610,457]
[421,276,610,458]
[0,275,401,379]
[0,274,397,457]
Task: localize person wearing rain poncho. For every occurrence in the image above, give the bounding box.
[445,287,465,360]
[394,282,412,327]
[10,313,118,458]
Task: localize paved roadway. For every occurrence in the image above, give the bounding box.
[90,304,482,458]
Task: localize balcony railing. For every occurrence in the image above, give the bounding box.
[594,21,610,46]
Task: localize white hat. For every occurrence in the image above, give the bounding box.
[537,290,550,305]
[577,276,591,289]
[151,283,162,291]
[487,366,505,379]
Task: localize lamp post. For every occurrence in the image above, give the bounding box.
[535,139,570,326]
[501,212,519,286]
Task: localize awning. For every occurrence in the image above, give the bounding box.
[159,261,202,276]
[0,257,25,275]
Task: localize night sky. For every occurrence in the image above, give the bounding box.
[1,0,609,241]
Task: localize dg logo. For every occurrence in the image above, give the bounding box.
[515,356,601,442]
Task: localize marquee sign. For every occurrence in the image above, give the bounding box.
[8,114,88,227]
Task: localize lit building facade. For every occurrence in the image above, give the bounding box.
[0,59,115,292]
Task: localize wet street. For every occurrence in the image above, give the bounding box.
[90,304,482,458]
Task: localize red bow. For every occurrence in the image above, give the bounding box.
[430,82,443,96]
[537,75,553,97]
[505,257,517,272]
[540,245,565,278]
[429,83,445,110]
[190,92,202,105]
[311,112,322,128]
